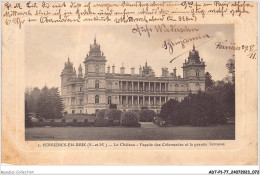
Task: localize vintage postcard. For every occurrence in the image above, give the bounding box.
[1,1,258,165]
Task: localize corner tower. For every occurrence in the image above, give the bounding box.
[83,37,107,114]
[182,45,206,92]
[61,57,77,96]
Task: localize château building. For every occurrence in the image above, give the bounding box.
[61,37,206,114]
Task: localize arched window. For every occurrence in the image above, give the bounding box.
[196,70,200,77]
[95,95,99,104]
[95,80,99,89]
[79,86,82,91]
[108,96,112,104]
[95,65,99,73]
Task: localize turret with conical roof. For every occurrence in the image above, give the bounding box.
[84,36,107,75]
[84,36,106,61]
[142,61,155,77]
[182,44,206,74]
[61,57,76,76]
[60,57,77,96]
[78,64,83,78]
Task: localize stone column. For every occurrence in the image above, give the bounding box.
[132,96,134,105]
[149,82,150,91]
[138,82,139,91]
[149,96,150,105]
[160,96,162,105]
[132,81,133,91]
[138,96,139,106]
[160,83,162,92]
[126,96,128,105]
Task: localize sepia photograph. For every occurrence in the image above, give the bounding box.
[2,0,258,169]
[24,24,235,140]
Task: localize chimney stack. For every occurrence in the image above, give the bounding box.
[131,67,135,75]
[112,64,115,74]
[120,63,125,74]
[173,67,177,77]
[107,65,110,73]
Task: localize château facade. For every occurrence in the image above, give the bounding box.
[61,37,206,114]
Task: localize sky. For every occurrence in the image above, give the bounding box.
[25,24,234,89]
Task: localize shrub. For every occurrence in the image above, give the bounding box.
[103,109,122,126]
[94,118,109,127]
[104,109,122,121]
[83,119,88,126]
[94,109,108,127]
[120,111,140,127]
[129,110,140,119]
[96,109,108,119]
[139,109,156,122]
[141,106,148,110]
[109,103,117,109]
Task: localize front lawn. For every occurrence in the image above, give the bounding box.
[25,124,235,140]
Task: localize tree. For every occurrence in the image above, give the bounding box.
[25,87,41,114]
[160,91,223,126]
[205,72,214,90]
[139,109,156,122]
[36,86,64,119]
[25,101,32,128]
[226,57,235,84]
[206,80,234,122]
[120,111,140,127]
[36,86,50,118]
[160,99,179,122]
